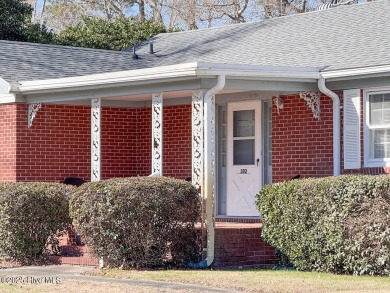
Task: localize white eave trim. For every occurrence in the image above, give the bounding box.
[196,63,321,79]
[0,94,18,103]
[15,62,322,95]
[18,62,199,94]
[321,64,390,80]
[0,77,12,94]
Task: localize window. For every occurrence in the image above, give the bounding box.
[233,110,255,165]
[365,91,390,166]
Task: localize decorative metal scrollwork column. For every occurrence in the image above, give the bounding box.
[192,90,205,189]
[299,91,321,119]
[204,92,216,206]
[152,92,163,176]
[28,103,42,128]
[91,98,101,182]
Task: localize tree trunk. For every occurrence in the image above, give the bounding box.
[138,0,146,22]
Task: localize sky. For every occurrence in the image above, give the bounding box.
[32,0,371,28]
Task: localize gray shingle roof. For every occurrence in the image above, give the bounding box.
[0,41,141,85]
[1,0,390,85]
[140,0,390,71]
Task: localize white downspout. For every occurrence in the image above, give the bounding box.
[203,75,226,267]
[318,76,341,176]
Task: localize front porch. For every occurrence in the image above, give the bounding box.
[0,64,338,267]
[24,88,285,212]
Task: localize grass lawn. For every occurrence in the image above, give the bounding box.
[91,268,390,293]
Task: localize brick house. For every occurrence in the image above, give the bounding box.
[1,0,390,267]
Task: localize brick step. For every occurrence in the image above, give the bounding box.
[48,256,98,266]
[60,245,92,256]
[212,225,278,268]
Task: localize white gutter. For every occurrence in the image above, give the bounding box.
[203,75,225,267]
[17,63,199,94]
[321,64,390,80]
[196,63,321,79]
[15,63,321,94]
[10,62,390,95]
[318,76,341,176]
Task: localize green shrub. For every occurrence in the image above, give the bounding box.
[0,182,73,264]
[70,177,201,269]
[257,175,390,275]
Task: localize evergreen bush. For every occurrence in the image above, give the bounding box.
[257,175,390,275]
[0,182,73,264]
[70,176,201,269]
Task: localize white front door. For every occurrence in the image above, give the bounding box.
[226,101,262,217]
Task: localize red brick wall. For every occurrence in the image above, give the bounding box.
[16,104,90,181]
[135,108,152,176]
[163,105,192,179]
[272,94,334,182]
[0,104,17,181]
[14,104,138,182]
[0,103,192,182]
[5,93,390,184]
[101,107,138,179]
[271,91,390,183]
[135,104,192,179]
[213,225,277,267]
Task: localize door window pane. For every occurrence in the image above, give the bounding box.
[233,110,254,137]
[234,139,254,165]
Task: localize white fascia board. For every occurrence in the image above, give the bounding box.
[17,62,199,94]
[0,78,11,94]
[195,63,321,79]
[0,93,18,103]
[321,64,390,80]
[16,62,322,95]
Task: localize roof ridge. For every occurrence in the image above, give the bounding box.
[0,39,131,54]
[152,0,387,37]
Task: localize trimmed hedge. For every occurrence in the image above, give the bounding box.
[70,177,201,269]
[0,182,73,264]
[257,175,390,275]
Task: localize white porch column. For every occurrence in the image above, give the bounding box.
[192,89,206,261]
[91,98,101,182]
[152,92,163,176]
[192,90,205,189]
[204,91,216,266]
